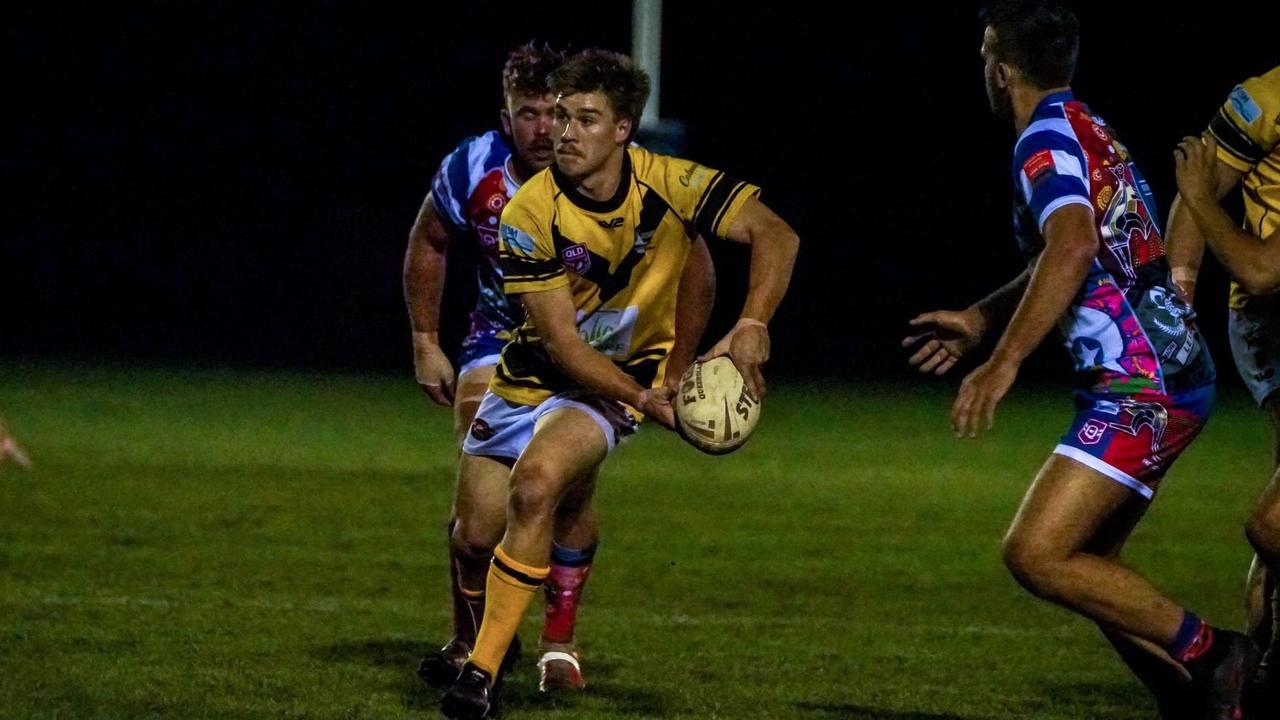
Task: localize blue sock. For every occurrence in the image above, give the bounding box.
[550,542,597,568]
[1167,611,1213,663]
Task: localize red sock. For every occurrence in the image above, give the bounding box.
[542,543,596,645]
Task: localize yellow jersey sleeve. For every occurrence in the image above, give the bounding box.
[1209,67,1280,173]
[639,151,760,240]
[498,191,569,295]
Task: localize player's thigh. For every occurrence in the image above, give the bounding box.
[1083,492,1150,559]
[1006,454,1137,560]
[454,364,497,444]
[1230,304,1280,410]
[453,452,512,545]
[508,408,610,511]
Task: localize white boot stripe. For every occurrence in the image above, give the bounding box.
[538,651,580,670]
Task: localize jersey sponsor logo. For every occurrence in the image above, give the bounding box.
[597,217,625,229]
[500,224,537,256]
[1078,418,1108,445]
[486,193,506,213]
[1092,124,1109,142]
[1023,149,1055,186]
[1230,85,1263,124]
[577,306,638,360]
[561,242,592,274]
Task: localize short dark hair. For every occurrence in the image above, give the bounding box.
[549,49,651,131]
[979,0,1079,89]
[502,42,565,100]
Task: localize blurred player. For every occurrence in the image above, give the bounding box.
[0,417,31,469]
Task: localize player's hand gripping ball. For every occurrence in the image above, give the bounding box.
[674,357,760,455]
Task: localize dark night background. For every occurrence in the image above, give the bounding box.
[5,2,1278,388]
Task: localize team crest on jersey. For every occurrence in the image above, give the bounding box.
[634,228,655,255]
[486,194,506,213]
[561,242,592,274]
[476,226,499,252]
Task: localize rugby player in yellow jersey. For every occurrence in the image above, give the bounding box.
[406,43,716,693]
[439,48,799,719]
[1168,64,1280,716]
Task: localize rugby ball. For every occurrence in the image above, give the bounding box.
[674,357,760,455]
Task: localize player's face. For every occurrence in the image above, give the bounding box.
[502,92,557,171]
[554,91,631,180]
[981,26,1012,122]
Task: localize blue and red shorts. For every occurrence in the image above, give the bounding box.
[1054,384,1214,499]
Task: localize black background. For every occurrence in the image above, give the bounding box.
[6,2,1278,386]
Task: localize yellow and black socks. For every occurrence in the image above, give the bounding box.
[469,546,549,677]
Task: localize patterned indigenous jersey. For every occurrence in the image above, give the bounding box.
[493,145,759,408]
[1206,66,1280,311]
[1011,90,1212,395]
[429,130,524,336]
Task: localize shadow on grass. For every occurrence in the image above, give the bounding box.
[317,638,673,716]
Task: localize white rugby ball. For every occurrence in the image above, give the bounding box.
[674,357,760,455]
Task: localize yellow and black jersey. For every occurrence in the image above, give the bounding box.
[491,145,759,408]
[1207,66,1280,310]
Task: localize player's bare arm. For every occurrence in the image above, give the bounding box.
[666,236,716,393]
[904,267,1033,375]
[1165,134,1243,301]
[404,192,456,406]
[1175,135,1280,296]
[698,196,799,400]
[519,285,675,428]
[952,205,1099,438]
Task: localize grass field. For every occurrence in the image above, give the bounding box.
[0,362,1270,719]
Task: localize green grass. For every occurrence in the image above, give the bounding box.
[0,362,1270,719]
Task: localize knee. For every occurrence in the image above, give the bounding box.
[1002,533,1065,600]
[451,515,502,560]
[508,460,562,524]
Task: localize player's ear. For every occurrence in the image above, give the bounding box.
[615,116,632,145]
[500,106,513,137]
[996,62,1013,89]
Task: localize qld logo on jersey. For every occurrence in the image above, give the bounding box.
[561,243,592,275]
[1077,418,1107,445]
